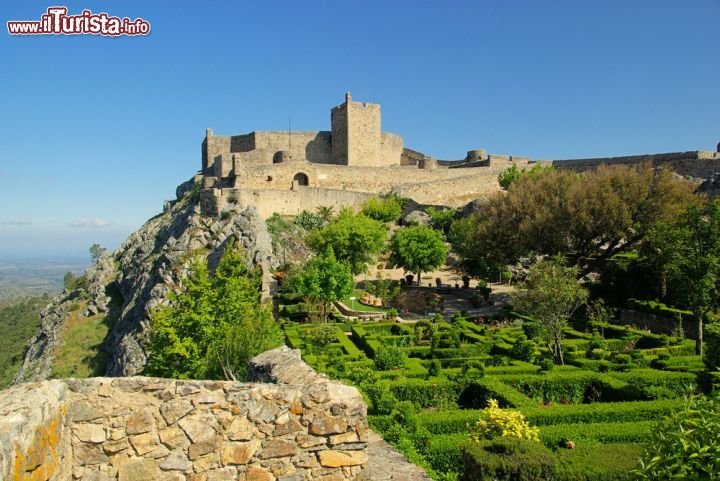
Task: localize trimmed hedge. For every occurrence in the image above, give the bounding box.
[425,434,467,474]
[463,439,645,481]
[539,420,654,447]
[420,399,683,434]
[335,331,363,358]
[463,438,556,481]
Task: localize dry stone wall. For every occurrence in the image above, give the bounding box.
[1,347,369,481]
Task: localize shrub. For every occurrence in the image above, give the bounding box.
[374,344,406,370]
[522,321,543,340]
[220,210,232,220]
[501,271,513,284]
[469,399,540,442]
[361,196,403,222]
[511,340,536,364]
[538,358,554,372]
[294,209,326,230]
[308,324,338,347]
[705,321,720,371]
[428,359,442,377]
[463,438,555,481]
[634,394,720,480]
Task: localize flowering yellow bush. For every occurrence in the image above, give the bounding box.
[469,399,540,442]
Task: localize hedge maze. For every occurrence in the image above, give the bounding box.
[283,313,706,480]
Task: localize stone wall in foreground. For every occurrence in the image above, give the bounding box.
[0,347,368,481]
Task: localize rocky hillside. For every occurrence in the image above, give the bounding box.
[14,180,275,382]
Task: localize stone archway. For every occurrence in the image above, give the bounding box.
[293,172,309,187]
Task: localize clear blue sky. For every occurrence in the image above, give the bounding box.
[1,0,719,258]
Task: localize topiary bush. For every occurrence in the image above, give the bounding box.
[463,438,555,481]
[511,340,536,364]
[705,322,720,371]
[374,344,407,370]
[469,399,540,442]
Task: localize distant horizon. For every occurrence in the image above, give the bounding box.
[2,0,718,258]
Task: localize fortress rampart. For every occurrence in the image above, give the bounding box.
[194,94,719,218]
[0,347,369,481]
[551,150,720,178]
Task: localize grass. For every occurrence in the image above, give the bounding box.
[341,289,390,312]
[49,283,123,379]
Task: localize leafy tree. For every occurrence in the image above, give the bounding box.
[291,249,354,322]
[146,239,282,380]
[388,225,447,286]
[456,165,697,275]
[647,199,720,356]
[425,207,456,234]
[512,257,588,365]
[634,394,720,480]
[361,195,403,223]
[89,243,107,261]
[307,208,387,275]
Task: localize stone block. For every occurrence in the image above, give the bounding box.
[160,399,194,425]
[259,439,298,459]
[222,439,260,465]
[309,416,347,436]
[118,458,160,481]
[126,410,155,435]
[73,423,106,444]
[317,450,367,468]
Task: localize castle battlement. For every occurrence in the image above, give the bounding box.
[196,94,533,217]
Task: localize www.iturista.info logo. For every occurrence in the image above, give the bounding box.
[7,6,150,36]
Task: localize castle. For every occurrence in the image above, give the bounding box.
[197,93,529,218]
[196,93,720,218]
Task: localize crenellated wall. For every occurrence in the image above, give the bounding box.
[0,347,369,481]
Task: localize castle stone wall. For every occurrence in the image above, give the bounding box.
[233,162,484,194]
[551,151,720,178]
[0,347,369,481]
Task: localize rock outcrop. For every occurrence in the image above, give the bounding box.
[15,180,276,382]
[14,253,116,384]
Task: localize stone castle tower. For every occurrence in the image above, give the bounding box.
[331,92,384,167]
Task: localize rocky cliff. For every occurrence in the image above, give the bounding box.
[15,179,276,382]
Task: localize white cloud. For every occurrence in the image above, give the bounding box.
[2,218,32,225]
[67,218,115,228]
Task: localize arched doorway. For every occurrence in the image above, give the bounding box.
[293,172,309,187]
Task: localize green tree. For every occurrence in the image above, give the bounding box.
[361,195,403,223]
[291,249,354,323]
[307,208,387,275]
[145,239,282,380]
[425,207,456,234]
[648,199,720,356]
[512,257,588,365]
[458,165,697,275]
[388,225,447,286]
[89,243,107,261]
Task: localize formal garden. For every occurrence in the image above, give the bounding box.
[144,164,720,480]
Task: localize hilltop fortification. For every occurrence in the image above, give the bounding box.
[196,93,530,217]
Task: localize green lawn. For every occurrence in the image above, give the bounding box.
[341,289,389,312]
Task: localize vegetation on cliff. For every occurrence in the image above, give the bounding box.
[145,238,282,380]
[0,296,46,387]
